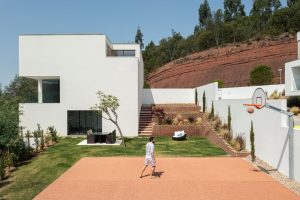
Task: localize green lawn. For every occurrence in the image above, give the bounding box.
[0,136,227,200]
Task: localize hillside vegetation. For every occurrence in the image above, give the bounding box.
[143,0,300,81]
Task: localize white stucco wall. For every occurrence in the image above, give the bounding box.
[196,82,218,111]
[142,89,194,104]
[219,84,285,99]
[19,35,142,137]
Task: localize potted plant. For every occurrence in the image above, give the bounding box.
[87,130,95,144]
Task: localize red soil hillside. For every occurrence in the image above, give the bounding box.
[147,35,297,88]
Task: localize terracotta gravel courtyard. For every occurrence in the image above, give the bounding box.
[34,157,300,200]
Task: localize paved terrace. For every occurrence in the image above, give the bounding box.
[34,157,300,200]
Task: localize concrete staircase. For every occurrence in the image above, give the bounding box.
[138,106,153,136]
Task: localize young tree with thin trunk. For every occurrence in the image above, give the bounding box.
[91,91,126,147]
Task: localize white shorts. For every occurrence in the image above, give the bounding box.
[145,157,156,167]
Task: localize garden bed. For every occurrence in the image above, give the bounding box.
[152,125,211,136]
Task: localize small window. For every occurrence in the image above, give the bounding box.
[42,80,60,103]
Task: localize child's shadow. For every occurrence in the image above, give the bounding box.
[153,171,164,178]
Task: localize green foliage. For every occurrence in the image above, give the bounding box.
[135,26,144,49]
[0,155,5,180]
[198,0,212,29]
[48,126,58,143]
[142,2,300,83]
[228,106,232,132]
[5,75,38,103]
[250,65,274,85]
[202,91,206,113]
[250,121,256,162]
[210,101,215,120]
[224,0,245,22]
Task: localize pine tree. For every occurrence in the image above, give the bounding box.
[210,101,215,120]
[203,91,206,113]
[135,26,144,49]
[195,89,198,106]
[250,120,256,162]
[228,106,232,132]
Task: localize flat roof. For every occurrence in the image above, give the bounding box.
[19,34,138,45]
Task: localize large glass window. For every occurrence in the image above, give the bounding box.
[42,80,60,103]
[67,111,102,135]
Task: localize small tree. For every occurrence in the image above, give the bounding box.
[48,126,58,143]
[210,101,215,120]
[250,65,274,85]
[152,107,165,125]
[135,26,144,49]
[228,106,231,132]
[40,130,44,151]
[25,130,31,150]
[250,120,255,162]
[202,91,206,113]
[195,89,198,106]
[91,91,125,147]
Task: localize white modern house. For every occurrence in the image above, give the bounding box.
[285,32,300,96]
[19,34,144,137]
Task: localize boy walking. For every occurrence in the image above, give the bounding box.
[140,137,156,179]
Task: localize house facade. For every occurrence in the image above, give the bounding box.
[19,34,143,136]
[285,32,300,96]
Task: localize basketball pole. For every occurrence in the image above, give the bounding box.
[265,104,294,180]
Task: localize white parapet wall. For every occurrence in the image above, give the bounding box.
[142,89,195,104]
[219,84,285,100]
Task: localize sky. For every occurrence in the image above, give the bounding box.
[0,0,287,87]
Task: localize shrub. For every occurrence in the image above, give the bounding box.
[234,134,246,151]
[290,106,300,115]
[175,114,183,122]
[4,152,17,169]
[164,117,172,125]
[223,131,232,143]
[214,118,222,131]
[32,130,39,152]
[195,117,202,125]
[48,126,58,143]
[269,90,282,99]
[250,121,255,162]
[25,130,31,149]
[152,107,165,124]
[40,130,44,151]
[7,137,28,162]
[221,123,228,130]
[183,119,189,125]
[188,116,195,124]
[172,118,179,125]
[250,65,274,85]
[0,155,5,180]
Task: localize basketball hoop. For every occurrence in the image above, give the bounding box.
[243,88,266,114]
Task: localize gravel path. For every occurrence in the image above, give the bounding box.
[244,155,300,196]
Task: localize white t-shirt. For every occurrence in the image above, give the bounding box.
[145,142,154,159]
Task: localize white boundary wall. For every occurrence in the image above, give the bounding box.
[196,82,300,182]
[196,82,218,111]
[142,89,194,104]
[219,84,285,99]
